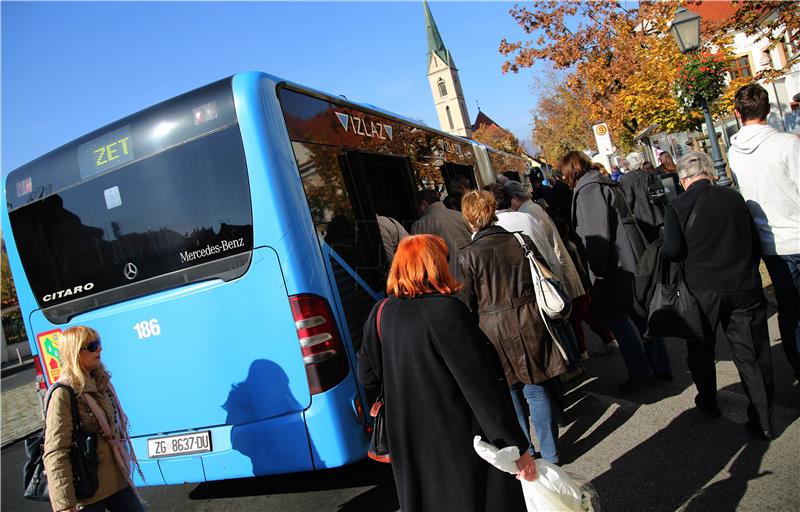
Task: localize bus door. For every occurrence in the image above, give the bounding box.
[440,162,477,192]
[348,152,418,236]
[323,150,416,371]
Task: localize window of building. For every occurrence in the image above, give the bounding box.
[446,106,454,130]
[728,55,752,79]
[438,78,447,97]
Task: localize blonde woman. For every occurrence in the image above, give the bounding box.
[458,190,567,464]
[43,326,144,512]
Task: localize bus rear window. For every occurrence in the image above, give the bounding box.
[8,125,253,322]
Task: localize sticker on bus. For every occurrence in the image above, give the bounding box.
[36,329,63,384]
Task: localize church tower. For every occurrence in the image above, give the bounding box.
[424,0,472,137]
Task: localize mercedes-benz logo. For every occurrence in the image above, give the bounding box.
[123,262,138,280]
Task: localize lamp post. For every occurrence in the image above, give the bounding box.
[670,7,731,186]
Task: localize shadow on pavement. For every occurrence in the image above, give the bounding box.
[558,391,637,465]
[680,440,771,512]
[189,459,398,511]
[589,409,769,512]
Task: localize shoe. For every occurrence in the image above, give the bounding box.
[594,340,619,355]
[694,396,721,418]
[617,376,653,392]
[560,367,585,384]
[580,351,589,361]
[654,373,674,382]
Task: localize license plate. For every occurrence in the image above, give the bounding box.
[147,431,212,458]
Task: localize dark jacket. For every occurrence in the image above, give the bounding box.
[550,180,574,223]
[619,169,665,243]
[572,170,647,308]
[662,179,762,293]
[458,226,568,385]
[357,294,527,512]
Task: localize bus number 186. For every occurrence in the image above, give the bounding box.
[133,319,161,339]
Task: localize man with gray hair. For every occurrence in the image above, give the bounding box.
[619,151,665,243]
[662,151,774,440]
[624,152,645,172]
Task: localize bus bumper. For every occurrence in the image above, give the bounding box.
[131,410,314,486]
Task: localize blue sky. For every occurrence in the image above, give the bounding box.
[1,1,548,174]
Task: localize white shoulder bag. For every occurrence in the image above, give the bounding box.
[513,233,572,362]
[513,233,572,321]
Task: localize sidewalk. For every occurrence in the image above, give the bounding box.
[1,372,42,447]
[558,312,800,511]
[1,356,35,378]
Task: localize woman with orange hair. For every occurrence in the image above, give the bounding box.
[357,234,536,512]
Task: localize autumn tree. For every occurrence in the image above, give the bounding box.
[500,1,738,151]
[472,123,524,155]
[1,236,19,307]
[530,70,596,162]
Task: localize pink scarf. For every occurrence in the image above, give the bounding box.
[80,383,144,487]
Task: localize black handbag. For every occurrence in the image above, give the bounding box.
[23,383,100,502]
[367,299,391,463]
[367,390,390,463]
[646,263,705,339]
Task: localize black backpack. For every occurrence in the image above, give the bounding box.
[572,177,647,262]
[647,172,668,208]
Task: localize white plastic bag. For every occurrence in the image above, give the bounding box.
[473,436,598,512]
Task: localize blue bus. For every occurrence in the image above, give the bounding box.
[2,72,530,486]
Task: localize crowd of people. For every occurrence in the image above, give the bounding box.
[359,83,799,511]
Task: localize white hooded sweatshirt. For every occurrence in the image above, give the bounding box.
[728,124,800,255]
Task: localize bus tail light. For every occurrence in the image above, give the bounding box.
[33,356,47,393]
[290,294,349,395]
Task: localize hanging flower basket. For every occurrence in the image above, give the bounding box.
[673,52,728,112]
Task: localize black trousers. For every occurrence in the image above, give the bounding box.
[688,290,774,430]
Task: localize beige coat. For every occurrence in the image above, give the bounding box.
[411,202,472,280]
[43,378,128,511]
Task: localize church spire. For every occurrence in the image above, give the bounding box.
[423,0,452,66]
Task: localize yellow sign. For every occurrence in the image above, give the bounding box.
[36,329,62,384]
[595,125,608,136]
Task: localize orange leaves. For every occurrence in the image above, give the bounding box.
[472,124,524,155]
[502,0,751,153]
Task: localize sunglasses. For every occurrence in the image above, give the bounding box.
[81,339,102,353]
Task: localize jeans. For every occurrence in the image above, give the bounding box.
[509,381,559,463]
[764,254,800,379]
[81,487,145,512]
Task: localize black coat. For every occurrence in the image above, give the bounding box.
[357,294,528,512]
[572,170,647,308]
[550,180,574,223]
[662,179,762,293]
[619,169,666,243]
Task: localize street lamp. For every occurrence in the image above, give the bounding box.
[669,8,701,53]
[670,7,731,186]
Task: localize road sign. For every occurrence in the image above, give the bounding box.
[593,123,614,156]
